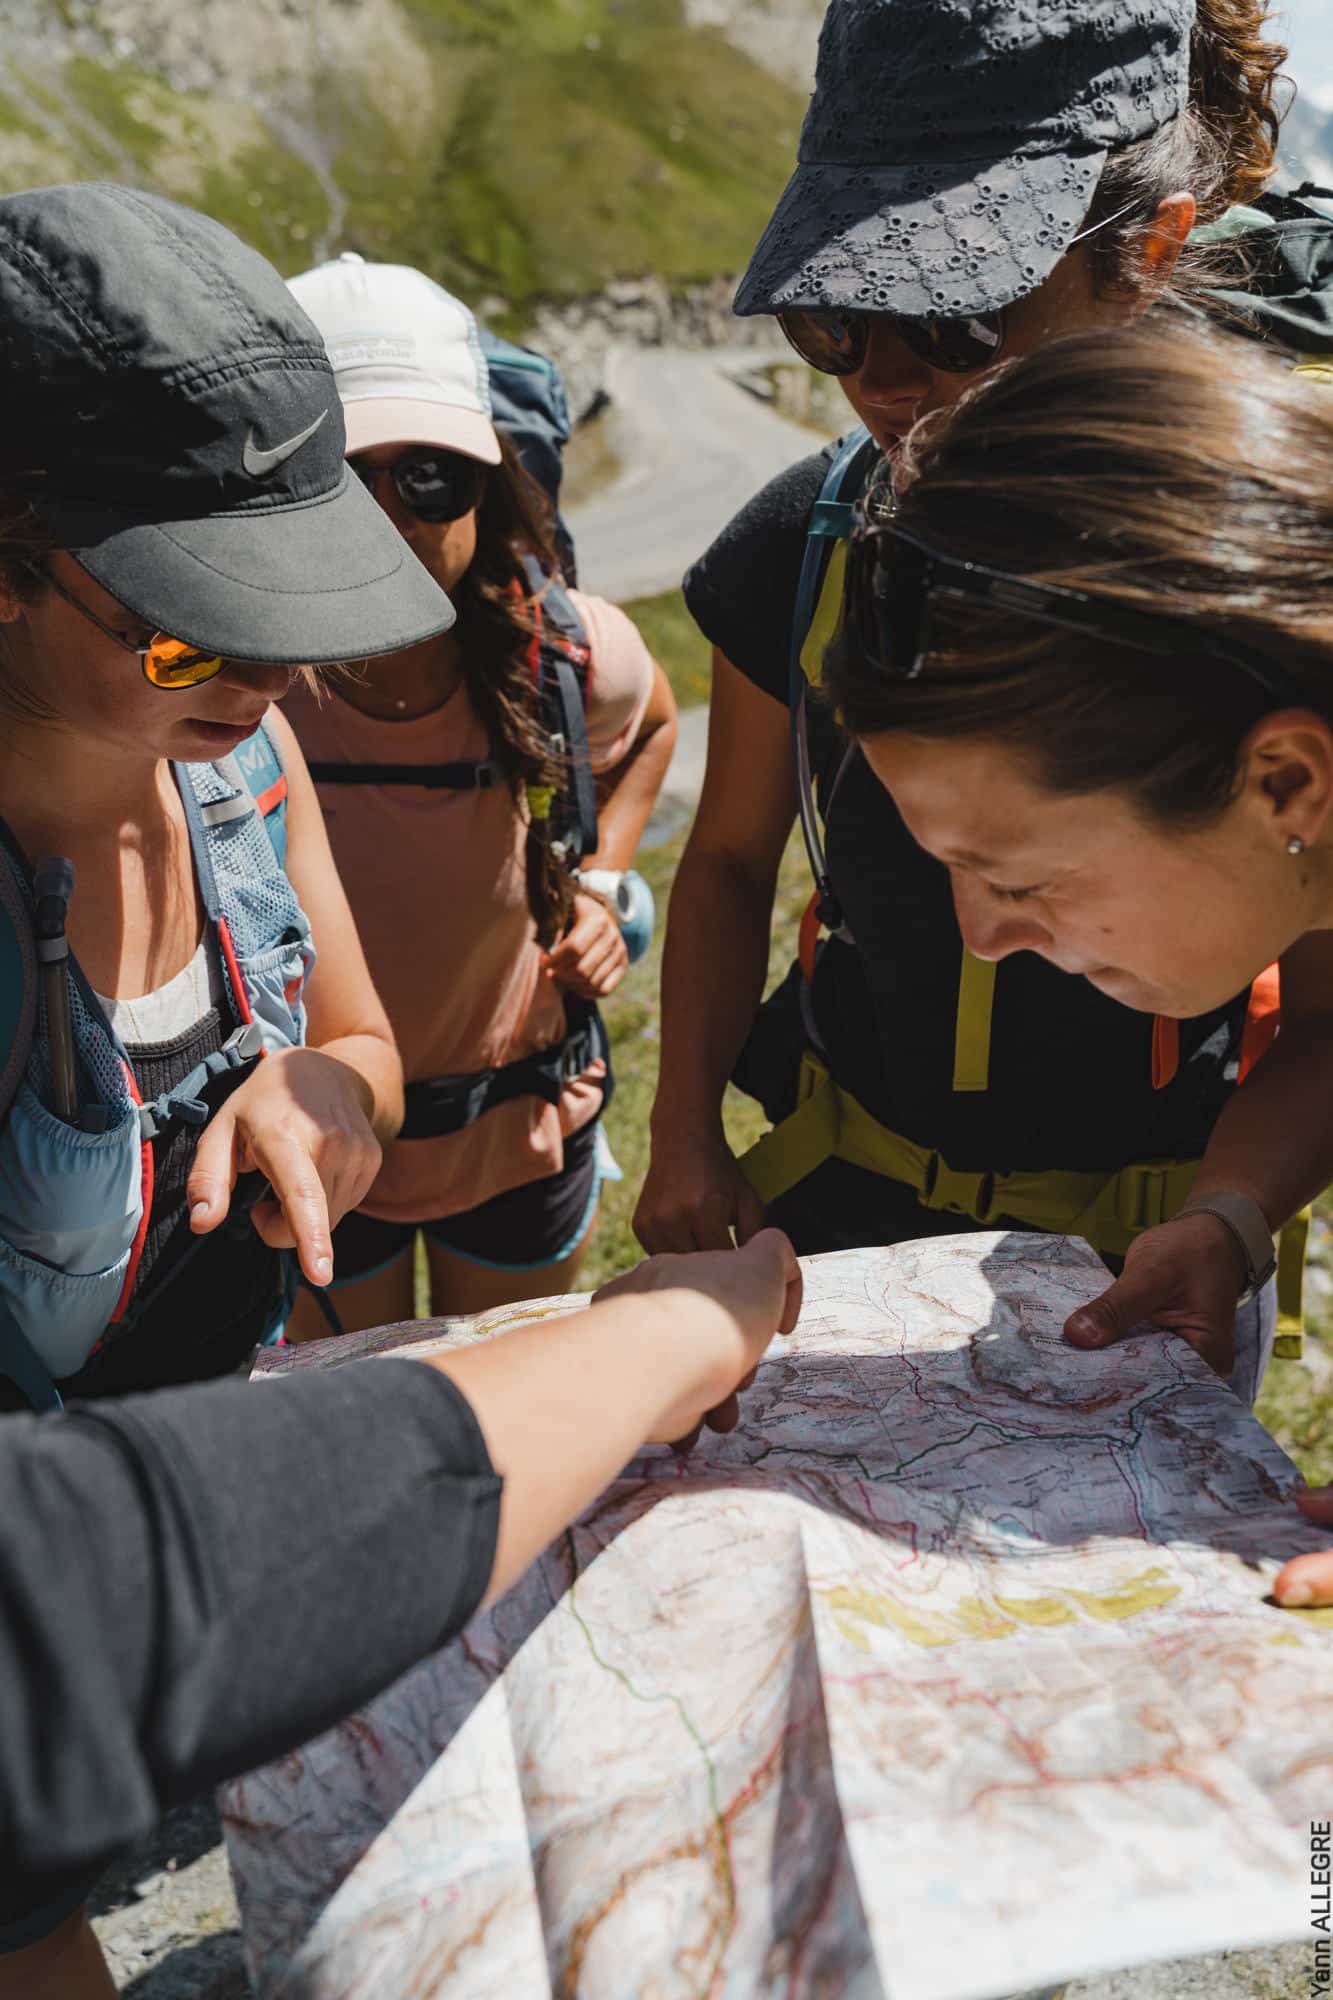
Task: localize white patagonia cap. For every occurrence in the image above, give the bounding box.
[288,253,502,465]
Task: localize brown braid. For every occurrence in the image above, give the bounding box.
[448,436,579,950]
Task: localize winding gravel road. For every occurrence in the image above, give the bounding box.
[566,343,823,604]
[568,342,831,843]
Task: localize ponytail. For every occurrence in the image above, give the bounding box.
[1083,0,1289,299]
[1191,0,1289,212]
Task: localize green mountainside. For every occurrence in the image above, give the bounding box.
[0,0,809,317]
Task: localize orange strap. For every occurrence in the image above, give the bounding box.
[1153,961,1281,1092]
[1151,1015,1179,1091]
[1238,962,1281,1084]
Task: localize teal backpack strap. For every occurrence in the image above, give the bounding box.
[790,425,876,671]
[790,426,878,940]
[233,719,290,869]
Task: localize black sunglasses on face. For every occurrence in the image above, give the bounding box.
[778,304,1007,378]
[350,447,487,524]
[846,518,1305,709]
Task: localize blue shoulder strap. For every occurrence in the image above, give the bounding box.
[232,721,289,869]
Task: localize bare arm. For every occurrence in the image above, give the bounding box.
[0,1233,801,1902]
[1185,931,1333,1224]
[589,657,678,870]
[544,656,679,1000]
[269,703,404,1145]
[634,651,797,1252]
[187,705,404,1285]
[433,1231,802,1605]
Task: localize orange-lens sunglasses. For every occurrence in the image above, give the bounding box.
[41,569,226,689]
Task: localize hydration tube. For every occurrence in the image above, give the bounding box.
[33,857,77,1123]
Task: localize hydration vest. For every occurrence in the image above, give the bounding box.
[0,720,312,1408]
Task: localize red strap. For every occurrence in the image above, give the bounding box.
[1151,1015,1179,1091]
[253,773,288,816]
[1238,963,1281,1085]
[217,914,255,1029]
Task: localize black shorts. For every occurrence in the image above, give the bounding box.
[331,1117,602,1283]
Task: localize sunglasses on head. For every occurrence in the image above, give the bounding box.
[40,568,227,689]
[844,515,1305,709]
[350,447,487,524]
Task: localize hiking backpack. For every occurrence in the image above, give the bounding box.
[480,327,578,584]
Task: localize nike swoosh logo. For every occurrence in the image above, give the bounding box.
[243,408,329,477]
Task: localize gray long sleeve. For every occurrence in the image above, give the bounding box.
[0,1360,500,1917]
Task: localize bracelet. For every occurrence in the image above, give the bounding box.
[1177,1190,1277,1303]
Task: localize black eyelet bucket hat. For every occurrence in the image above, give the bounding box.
[0,183,455,664]
[735,0,1195,320]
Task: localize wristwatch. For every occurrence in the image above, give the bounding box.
[1178,1191,1277,1303]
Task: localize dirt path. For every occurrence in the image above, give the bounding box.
[565,343,821,603]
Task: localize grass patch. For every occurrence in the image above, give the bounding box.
[198,142,330,271]
[60,60,330,270]
[63,56,170,172]
[619,590,712,708]
[583,823,811,1290]
[0,88,47,140]
[1256,1210,1333,1486]
[340,0,804,314]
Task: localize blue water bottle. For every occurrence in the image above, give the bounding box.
[579,869,656,965]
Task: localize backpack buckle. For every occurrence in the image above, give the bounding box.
[221,1020,265,1065]
[922,1154,997,1223]
[1116,1164,1173,1233]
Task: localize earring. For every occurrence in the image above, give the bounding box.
[1287,836,1306,857]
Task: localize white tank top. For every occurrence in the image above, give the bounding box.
[95,935,226,1048]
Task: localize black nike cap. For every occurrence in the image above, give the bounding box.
[0,182,455,663]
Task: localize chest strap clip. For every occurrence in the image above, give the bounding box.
[138,1019,264,1141]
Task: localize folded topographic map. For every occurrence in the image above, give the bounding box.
[222,1231,1333,1999]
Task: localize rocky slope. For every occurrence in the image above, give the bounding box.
[0,0,819,314]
